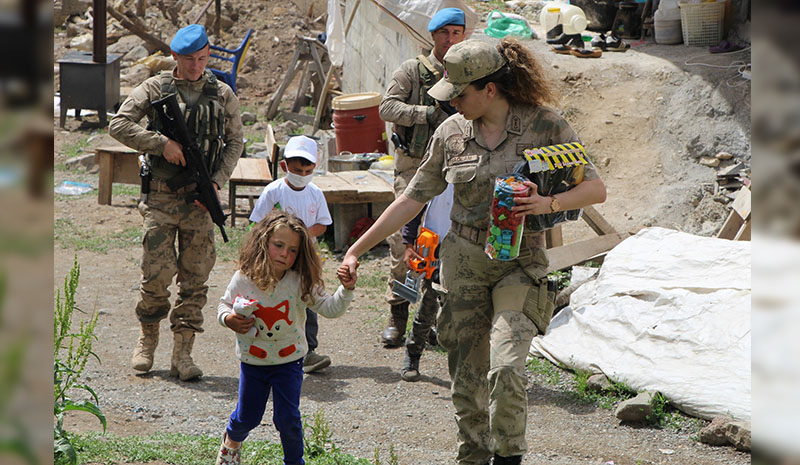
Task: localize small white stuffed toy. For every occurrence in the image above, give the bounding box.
[233,294,259,338]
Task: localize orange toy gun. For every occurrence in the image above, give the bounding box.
[392,227,439,303]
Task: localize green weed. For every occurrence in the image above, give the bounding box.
[215,225,251,262]
[62,137,91,161]
[304,409,339,457]
[526,356,562,385]
[54,218,141,253]
[571,368,636,409]
[54,257,105,465]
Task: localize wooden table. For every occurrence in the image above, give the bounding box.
[228,158,274,227]
[313,170,395,250]
[96,145,139,205]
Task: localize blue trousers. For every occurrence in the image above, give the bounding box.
[226,360,305,465]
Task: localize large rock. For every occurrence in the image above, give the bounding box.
[586,374,613,393]
[614,391,653,423]
[120,64,151,86]
[123,45,150,64]
[725,421,751,452]
[69,33,93,51]
[108,35,146,55]
[698,416,733,446]
[64,153,96,170]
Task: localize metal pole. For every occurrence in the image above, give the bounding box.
[93,0,107,63]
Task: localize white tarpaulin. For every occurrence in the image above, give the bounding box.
[530,227,751,421]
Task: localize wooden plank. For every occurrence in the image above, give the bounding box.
[545,225,563,248]
[730,186,751,220]
[717,210,744,240]
[734,219,751,241]
[97,151,113,205]
[546,232,631,273]
[230,158,272,183]
[265,124,278,163]
[112,151,140,185]
[581,205,617,235]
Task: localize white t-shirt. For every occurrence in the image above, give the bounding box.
[249,179,332,228]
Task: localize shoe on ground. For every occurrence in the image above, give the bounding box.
[400,352,421,382]
[605,34,630,51]
[493,454,522,465]
[571,48,602,58]
[303,350,331,373]
[215,433,241,465]
[591,33,608,50]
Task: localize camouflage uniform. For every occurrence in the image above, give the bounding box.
[404,103,600,464]
[109,69,243,334]
[379,51,453,307]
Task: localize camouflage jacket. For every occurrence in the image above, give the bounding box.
[109,68,243,188]
[405,103,600,232]
[379,51,452,163]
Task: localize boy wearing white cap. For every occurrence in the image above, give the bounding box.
[249,135,333,373]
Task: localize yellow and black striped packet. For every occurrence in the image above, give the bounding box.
[523,142,588,172]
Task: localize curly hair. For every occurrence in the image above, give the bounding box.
[238,210,323,303]
[472,37,558,107]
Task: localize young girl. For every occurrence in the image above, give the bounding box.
[215,210,356,465]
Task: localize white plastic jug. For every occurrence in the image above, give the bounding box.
[539,3,588,36]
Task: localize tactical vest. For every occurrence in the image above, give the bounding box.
[405,55,442,158]
[147,71,226,177]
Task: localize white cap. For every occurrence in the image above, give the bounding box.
[284,135,317,164]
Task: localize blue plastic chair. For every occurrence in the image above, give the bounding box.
[209,28,253,95]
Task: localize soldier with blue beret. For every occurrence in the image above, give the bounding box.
[109,24,243,382]
[376,9,467,386]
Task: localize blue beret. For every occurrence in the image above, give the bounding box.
[170,24,209,54]
[428,8,466,32]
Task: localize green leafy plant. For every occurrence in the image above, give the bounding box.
[54,256,105,465]
[646,392,668,427]
[371,444,399,465]
[304,409,339,458]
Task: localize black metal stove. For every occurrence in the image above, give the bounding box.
[57,0,122,128]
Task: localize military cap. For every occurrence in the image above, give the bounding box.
[428,8,466,32]
[427,39,506,101]
[170,24,209,54]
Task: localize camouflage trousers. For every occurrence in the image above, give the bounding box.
[136,189,216,333]
[385,155,422,305]
[437,232,555,464]
[405,277,439,356]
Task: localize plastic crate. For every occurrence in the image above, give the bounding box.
[678,1,725,46]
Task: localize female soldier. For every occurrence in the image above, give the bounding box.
[341,38,606,465]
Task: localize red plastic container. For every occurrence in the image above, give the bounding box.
[331,92,388,155]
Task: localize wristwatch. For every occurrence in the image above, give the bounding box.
[549,196,561,213]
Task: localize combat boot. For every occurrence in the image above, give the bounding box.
[380,302,408,346]
[493,454,522,465]
[170,330,203,381]
[400,351,421,382]
[131,322,159,372]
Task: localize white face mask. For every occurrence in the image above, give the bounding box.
[285,171,313,188]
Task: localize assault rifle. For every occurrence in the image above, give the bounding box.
[151,92,229,242]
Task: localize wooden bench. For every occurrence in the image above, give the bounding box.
[96,144,140,205]
[228,158,274,227]
[228,124,280,227]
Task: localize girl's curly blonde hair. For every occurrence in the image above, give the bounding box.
[238,210,323,303]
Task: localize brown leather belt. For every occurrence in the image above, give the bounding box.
[450,221,487,245]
